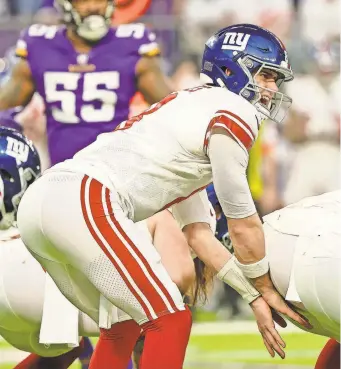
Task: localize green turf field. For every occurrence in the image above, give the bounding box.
[0,322,327,368]
[186,332,326,367]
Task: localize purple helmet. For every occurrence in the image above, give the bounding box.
[201,24,294,123]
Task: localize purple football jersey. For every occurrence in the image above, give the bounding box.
[16,24,160,165]
[39,0,55,9]
[0,107,24,131]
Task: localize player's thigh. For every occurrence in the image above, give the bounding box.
[18,172,105,322]
[264,223,295,298]
[31,253,101,325]
[146,211,195,294]
[0,245,74,356]
[0,328,37,354]
[18,173,129,323]
[21,173,185,324]
[74,177,185,324]
[294,238,340,340]
[0,243,45,331]
[18,172,102,265]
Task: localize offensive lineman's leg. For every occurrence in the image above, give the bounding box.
[79,177,191,369]
[9,213,191,368]
[0,242,93,369]
[28,254,140,369]
[29,217,189,369]
[131,212,195,368]
[89,212,196,369]
[265,224,340,339]
[294,233,340,340]
[18,173,191,369]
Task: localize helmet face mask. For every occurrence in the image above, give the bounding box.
[0,176,14,230]
[238,55,293,123]
[201,24,294,124]
[55,0,115,42]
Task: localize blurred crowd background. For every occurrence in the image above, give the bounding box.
[0,0,339,321]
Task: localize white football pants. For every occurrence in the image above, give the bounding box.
[17,171,185,328]
[265,223,340,341]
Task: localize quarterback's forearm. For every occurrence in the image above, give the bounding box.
[227,215,275,292]
[183,222,232,272]
[183,222,260,303]
[227,213,265,264]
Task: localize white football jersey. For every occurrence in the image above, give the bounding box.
[53,86,261,221]
[264,190,341,237]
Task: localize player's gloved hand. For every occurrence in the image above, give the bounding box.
[250,296,286,359]
[252,273,313,331]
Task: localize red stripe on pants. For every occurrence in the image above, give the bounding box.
[104,188,179,313]
[80,176,152,320]
[82,176,175,319]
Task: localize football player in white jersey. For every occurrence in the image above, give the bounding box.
[208,186,340,369]
[18,24,311,369]
[264,190,340,341]
[263,190,340,369]
[247,190,340,369]
[0,128,269,367]
[0,128,196,369]
[207,185,340,346]
[0,126,203,367]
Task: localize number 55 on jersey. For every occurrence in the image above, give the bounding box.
[13,23,160,165]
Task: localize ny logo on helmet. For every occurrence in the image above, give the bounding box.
[222,32,251,52]
[6,137,29,165]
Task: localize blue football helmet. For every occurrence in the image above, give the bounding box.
[0,127,41,230]
[55,0,114,41]
[201,24,294,123]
